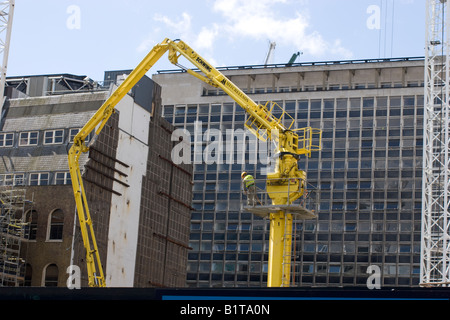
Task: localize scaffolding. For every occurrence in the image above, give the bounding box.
[0,187,31,286]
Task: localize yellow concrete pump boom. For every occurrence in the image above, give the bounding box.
[68,38,321,287]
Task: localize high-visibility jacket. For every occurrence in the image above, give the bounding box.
[243,174,255,189]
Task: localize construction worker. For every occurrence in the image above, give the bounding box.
[242,171,257,206]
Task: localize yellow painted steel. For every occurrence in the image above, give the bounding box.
[267,211,286,287]
[68,39,172,287]
[69,38,321,287]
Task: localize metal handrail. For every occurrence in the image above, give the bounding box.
[244,177,316,211]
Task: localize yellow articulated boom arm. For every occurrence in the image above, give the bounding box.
[68,39,172,287]
[69,38,321,287]
[167,40,321,201]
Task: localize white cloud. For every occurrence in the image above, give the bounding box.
[213,0,352,59]
[154,12,192,37]
[139,12,218,51]
[136,11,221,68]
[136,29,160,53]
[136,12,193,53]
[193,24,220,50]
[136,0,352,62]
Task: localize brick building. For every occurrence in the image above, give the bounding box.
[0,72,192,287]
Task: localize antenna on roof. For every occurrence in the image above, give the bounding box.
[287,51,303,66]
[264,41,276,66]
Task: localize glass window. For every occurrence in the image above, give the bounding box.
[310,99,321,110]
[363,98,374,108]
[211,104,221,114]
[324,99,334,109]
[199,104,209,114]
[48,209,64,240]
[390,96,401,107]
[187,105,197,114]
[0,133,14,147]
[44,129,64,144]
[298,100,308,110]
[19,131,38,146]
[55,172,71,185]
[350,98,360,110]
[0,173,24,186]
[349,120,360,129]
[30,172,49,186]
[14,174,24,186]
[336,98,347,109]
[403,96,415,106]
[175,105,186,115]
[223,103,234,114]
[44,264,59,287]
[400,245,411,253]
[285,101,296,111]
[329,265,341,273]
[163,105,173,115]
[377,97,388,107]
[345,223,356,232]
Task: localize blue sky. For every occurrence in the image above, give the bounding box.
[8,0,425,81]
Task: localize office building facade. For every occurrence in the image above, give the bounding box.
[153,57,424,287]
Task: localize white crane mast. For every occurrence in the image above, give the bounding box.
[0,0,13,121]
[421,0,450,287]
[264,41,276,66]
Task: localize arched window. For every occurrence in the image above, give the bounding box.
[44,264,58,287]
[26,210,38,240]
[48,209,63,240]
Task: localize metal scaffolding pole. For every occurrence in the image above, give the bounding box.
[0,188,30,286]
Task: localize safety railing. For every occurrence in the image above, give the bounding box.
[242,177,317,219]
[294,127,322,156]
[244,101,295,141]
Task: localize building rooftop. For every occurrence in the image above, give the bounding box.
[156,56,425,74]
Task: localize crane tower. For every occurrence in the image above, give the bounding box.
[0,0,14,122]
[421,0,450,287]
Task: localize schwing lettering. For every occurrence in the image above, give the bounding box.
[196,57,212,72]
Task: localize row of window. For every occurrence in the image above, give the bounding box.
[0,172,71,186]
[0,128,83,148]
[187,233,420,259]
[23,263,59,287]
[194,190,420,204]
[189,275,418,287]
[163,96,423,117]
[189,261,418,276]
[202,81,424,96]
